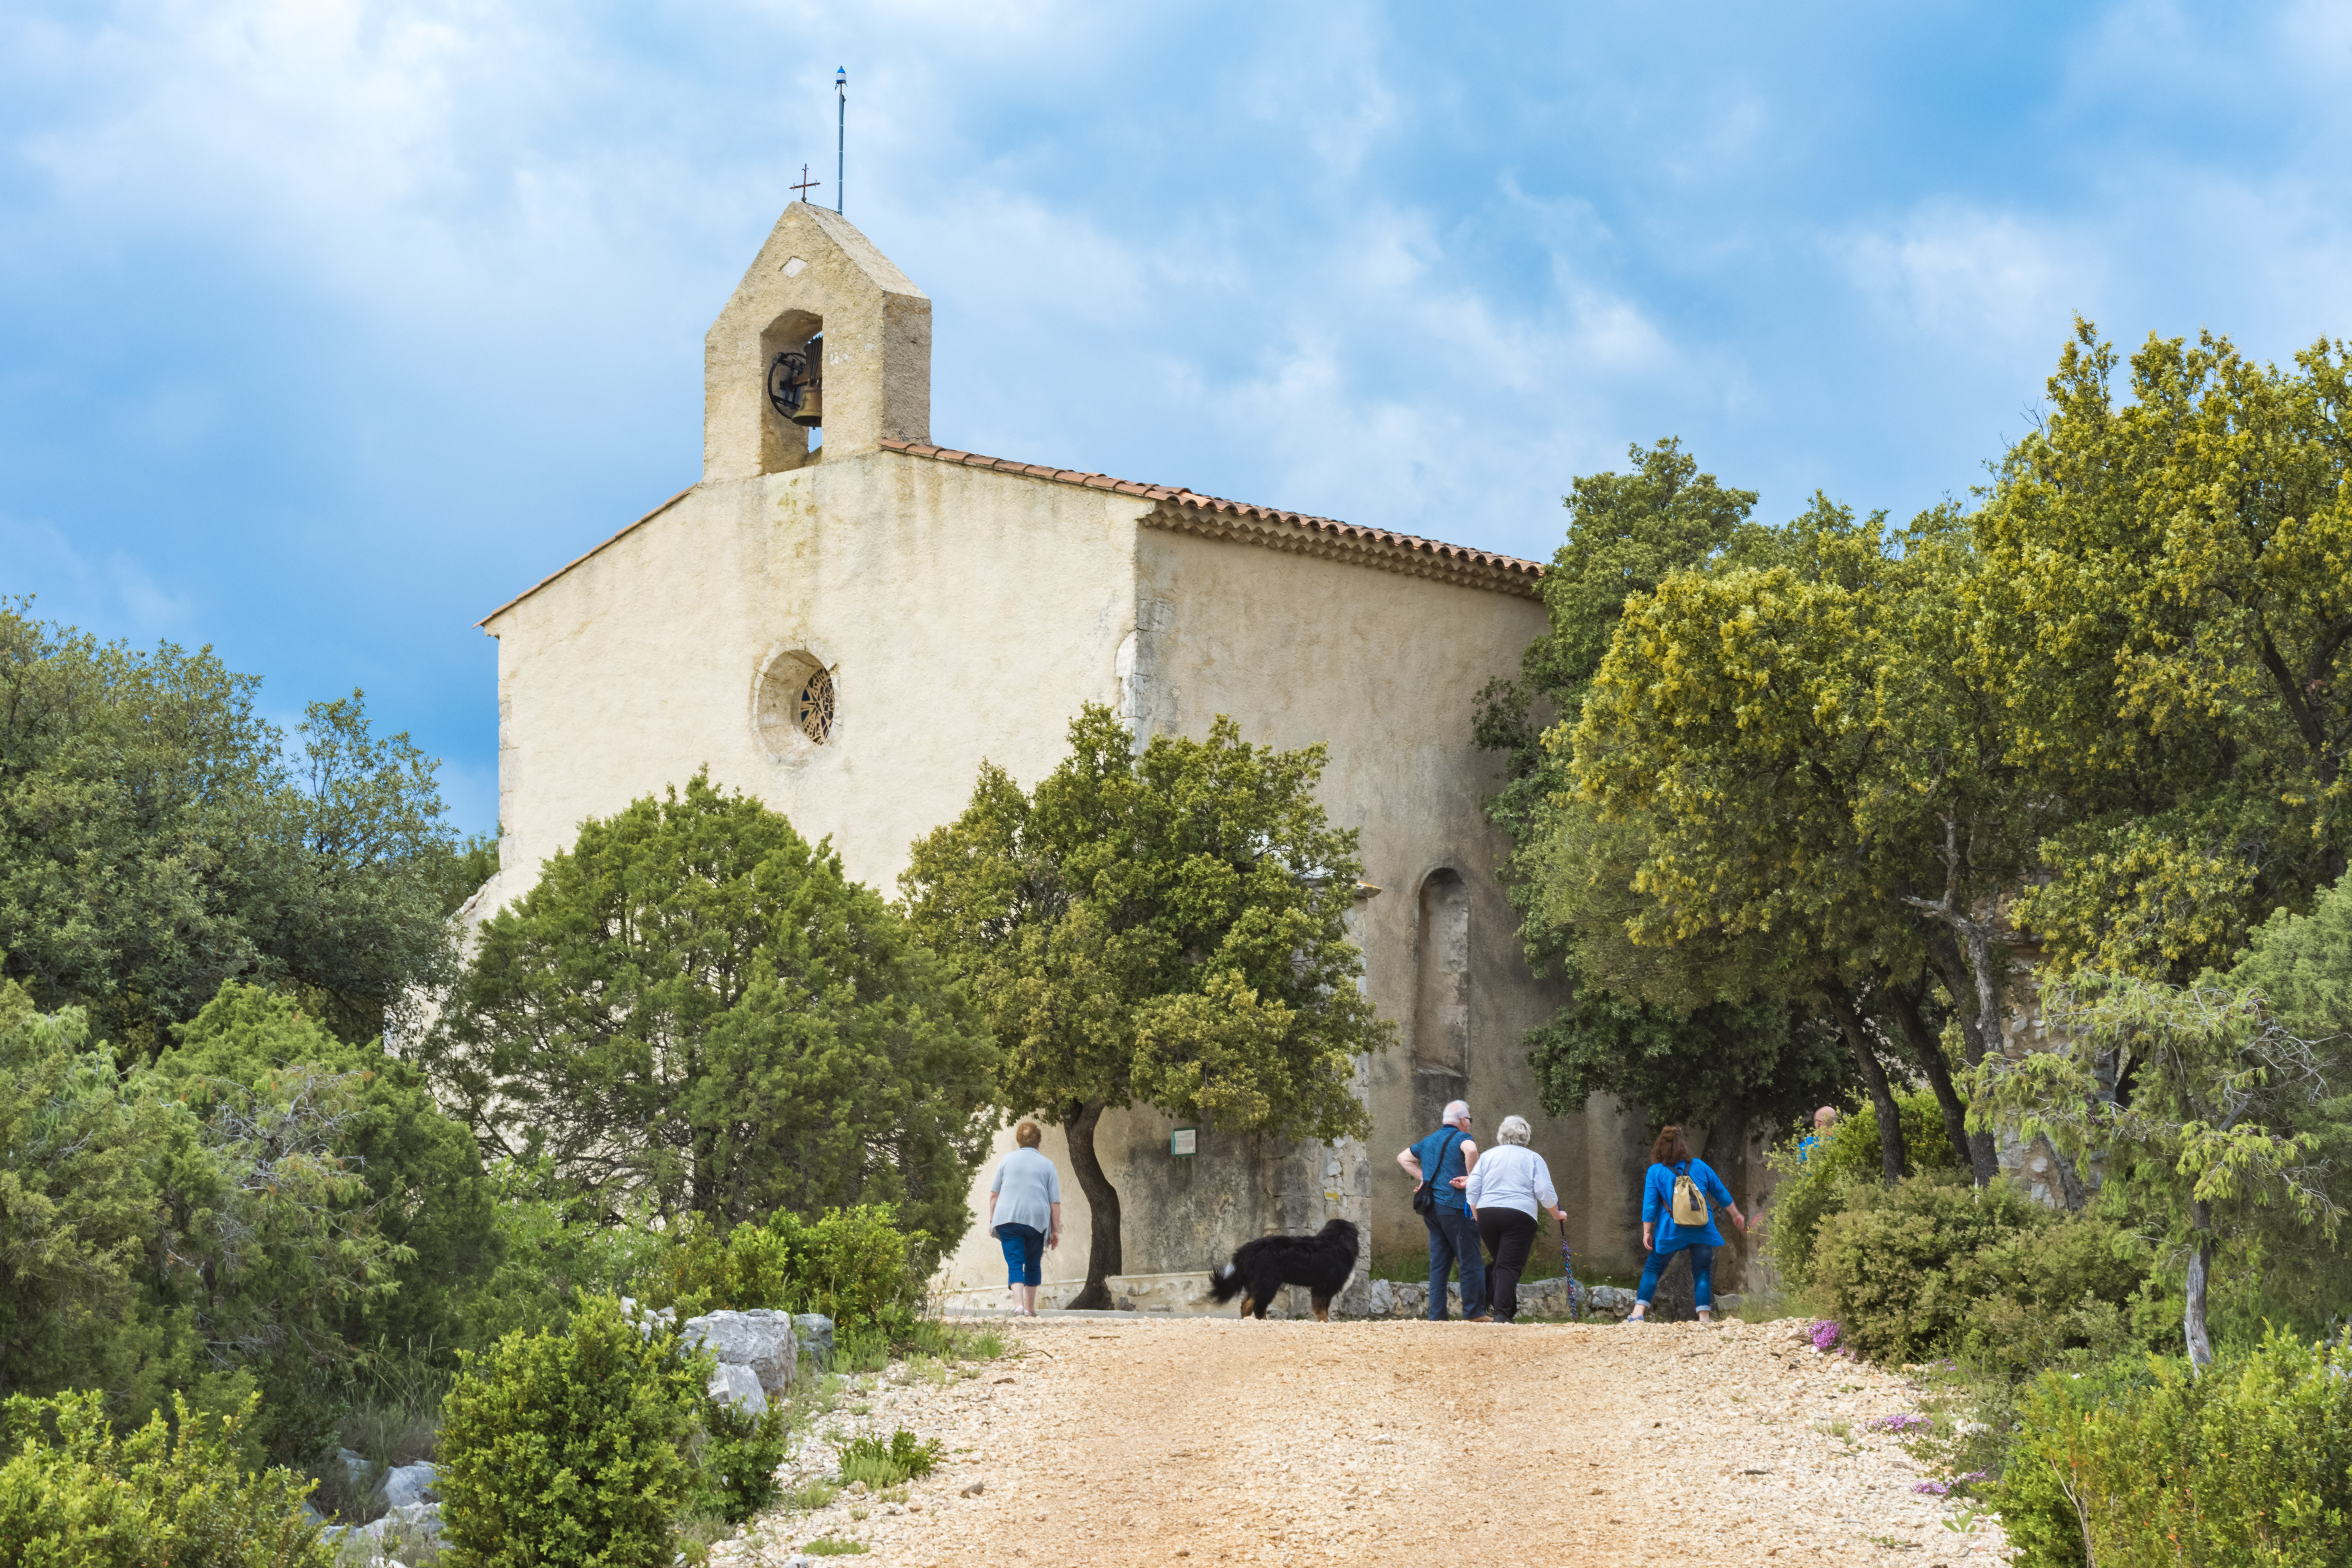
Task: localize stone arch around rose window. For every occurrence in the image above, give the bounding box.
[753,645,839,762]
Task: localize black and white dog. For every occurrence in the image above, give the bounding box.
[1205,1219,1359,1321]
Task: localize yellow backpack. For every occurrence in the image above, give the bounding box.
[1671,1164,1711,1228]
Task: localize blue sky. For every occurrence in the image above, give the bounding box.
[6,0,2351,836]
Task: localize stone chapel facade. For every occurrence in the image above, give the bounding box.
[471,202,1651,1310]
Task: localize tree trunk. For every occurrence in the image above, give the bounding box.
[1883,979,1989,1183]
[1822,980,1907,1182]
[2183,1201,2214,1373]
[1063,1099,1122,1311]
[1698,1107,1754,1295]
[1923,936,2003,1181]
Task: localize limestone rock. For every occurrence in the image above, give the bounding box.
[382,1461,438,1511]
[707,1360,770,1415]
[793,1312,835,1366]
[682,1308,798,1394]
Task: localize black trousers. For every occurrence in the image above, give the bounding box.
[1478,1207,1541,1322]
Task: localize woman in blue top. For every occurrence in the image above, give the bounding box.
[1625,1124,1747,1325]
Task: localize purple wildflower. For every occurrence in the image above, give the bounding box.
[1913,1480,1952,1496]
[1874,1415,1932,1433]
[1810,1319,1843,1352]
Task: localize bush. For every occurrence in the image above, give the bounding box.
[651,1205,928,1340]
[1763,1086,1959,1285]
[1808,1169,2152,1368]
[437,1296,708,1568]
[456,1160,668,1348]
[0,1389,331,1568]
[695,1391,788,1526]
[833,1429,946,1488]
[1997,1330,2352,1567]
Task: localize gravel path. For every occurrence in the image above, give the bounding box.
[715,1316,2012,1568]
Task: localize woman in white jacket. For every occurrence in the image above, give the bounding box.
[1465,1115,1569,1323]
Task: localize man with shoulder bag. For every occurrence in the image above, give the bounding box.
[1396,1100,1491,1323]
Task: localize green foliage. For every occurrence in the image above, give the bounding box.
[0,603,472,1054]
[694,1391,787,1526]
[799,1539,868,1557]
[0,978,197,1413]
[1527,986,1850,1151]
[650,1205,927,1339]
[1971,972,2343,1363]
[429,772,996,1256]
[1807,1170,2153,1371]
[457,1160,668,1347]
[1978,326,2352,980]
[904,705,1389,1142]
[1476,443,1853,1136]
[1764,1089,1960,1285]
[436,1296,707,1568]
[832,1428,945,1487]
[1998,1331,2352,1568]
[0,1389,332,1568]
[159,983,497,1365]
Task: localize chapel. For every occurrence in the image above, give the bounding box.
[469,201,1653,1308]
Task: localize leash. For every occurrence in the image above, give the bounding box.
[1557,1216,1582,1321]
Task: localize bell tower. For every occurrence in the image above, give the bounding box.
[702,201,931,481]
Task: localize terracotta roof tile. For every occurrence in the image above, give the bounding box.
[879,438,1546,598]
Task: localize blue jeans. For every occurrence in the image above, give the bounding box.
[1637,1241,1715,1310]
[995,1223,1044,1287]
[1424,1206,1488,1320]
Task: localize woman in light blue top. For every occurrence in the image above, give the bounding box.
[987,1120,1062,1316]
[1625,1123,1746,1324]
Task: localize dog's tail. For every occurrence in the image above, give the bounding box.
[1205,1260,1246,1305]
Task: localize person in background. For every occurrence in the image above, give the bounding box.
[1465,1114,1568,1324]
[987,1120,1061,1317]
[1396,1100,1490,1323]
[1798,1105,1840,1163]
[1624,1124,1746,1325]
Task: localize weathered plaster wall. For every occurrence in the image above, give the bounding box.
[481,450,1142,906]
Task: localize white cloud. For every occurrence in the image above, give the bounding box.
[1833,203,2093,352]
[0,513,194,638]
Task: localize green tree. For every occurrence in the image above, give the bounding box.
[1476,441,1853,1214]
[1972,973,2342,1368]
[0,603,476,1053]
[902,706,1391,1308]
[157,983,498,1359]
[1561,501,1998,1181]
[1973,323,2352,980]
[0,978,195,1412]
[428,773,996,1258]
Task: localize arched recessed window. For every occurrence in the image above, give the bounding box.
[1413,868,1471,1128]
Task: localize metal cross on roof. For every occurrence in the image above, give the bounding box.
[791,163,821,203]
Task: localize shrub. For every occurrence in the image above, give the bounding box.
[0,1389,331,1568]
[694,1391,788,1525]
[833,1429,946,1488]
[436,1296,707,1568]
[1763,1086,1959,1285]
[651,1205,928,1339]
[1807,1169,2152,1368]
[1997,1330,2352,1568]
[456,1160,668,1348]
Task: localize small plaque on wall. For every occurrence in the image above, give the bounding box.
[1170,1127,1198,1158]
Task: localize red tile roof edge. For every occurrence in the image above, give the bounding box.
[879,438,1547,597]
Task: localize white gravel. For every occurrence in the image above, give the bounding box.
[708,1316,2014,1567]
